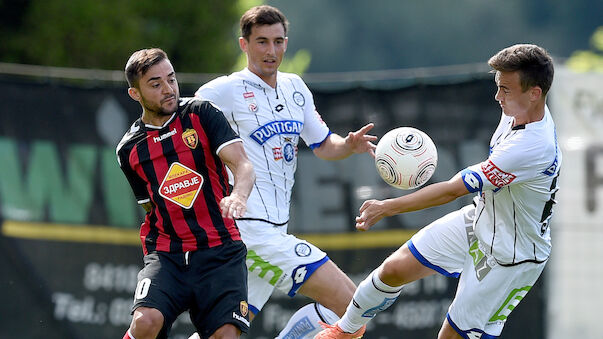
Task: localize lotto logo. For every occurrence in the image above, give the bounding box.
[481,160,516,188]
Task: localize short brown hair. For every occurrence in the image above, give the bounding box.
[240,5,288,40]
[125,48,168,88]
[488,44,554,96]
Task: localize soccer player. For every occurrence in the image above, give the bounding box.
[191,5,377,339]
[117,48,255,339]
[315,44,561,339]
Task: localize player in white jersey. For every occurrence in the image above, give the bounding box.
[315,44,560,339]
[191,5,377,339]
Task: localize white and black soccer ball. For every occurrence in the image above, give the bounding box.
[375,127,438,190]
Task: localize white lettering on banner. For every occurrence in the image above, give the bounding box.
[83,262,138,292]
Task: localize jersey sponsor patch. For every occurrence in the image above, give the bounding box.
[461,169,483,193]
[158,162,204,209]
[249,120,303,145]
[243,92,258,112]
[481,160,516,188]
[273,140,298,163]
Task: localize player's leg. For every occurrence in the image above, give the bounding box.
[125,307,164,339]
[125,252,188,339]
[438,318,463,339]
[331,244,435,336]
[275,260,353,338]
[297,259,356,316]
[444,244,547,337]
[190,241,250,339]
[315,206,474,338]
[208,323,241,339]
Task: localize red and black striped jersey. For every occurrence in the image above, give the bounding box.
[116,98,243,254]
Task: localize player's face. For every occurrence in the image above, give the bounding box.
[240,23,287,87]
[130,59,179,117]
[494,71,533,121]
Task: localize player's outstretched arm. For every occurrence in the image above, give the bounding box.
[313,122,377,160]
[355,174,469,231]
[218,141,255,219]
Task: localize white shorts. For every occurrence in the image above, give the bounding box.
[237,219,329,314]
[409,205,546,337]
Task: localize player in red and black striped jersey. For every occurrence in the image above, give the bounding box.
[117,48,255,339]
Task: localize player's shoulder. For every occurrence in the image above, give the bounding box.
[179,97,221,116]
[116,120,145,159]
[278,71,306,84]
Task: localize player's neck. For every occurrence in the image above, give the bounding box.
[513,101,546,126]
[141,110,173,127]
[247,67,277,88]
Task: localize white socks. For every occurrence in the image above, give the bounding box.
[275,302,340,338]
[337,270,403,333]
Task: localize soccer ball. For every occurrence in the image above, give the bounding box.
[375,127,438,190]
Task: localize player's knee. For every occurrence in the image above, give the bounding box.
[437,319,463,339]
[379,256,406,284]
[131,307,164,337]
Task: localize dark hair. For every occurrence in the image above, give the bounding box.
[488,44,554,96]
[240,5,288,40]
[124,48,168,88]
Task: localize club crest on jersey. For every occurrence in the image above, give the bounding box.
[240,301,249,317]
[250,120,303,145]
[293,91,305,106]
[481,160,516,188]
[182,128,198,149]
[159,162,204,209]
[273,142,297,163]
[243,92,258,112]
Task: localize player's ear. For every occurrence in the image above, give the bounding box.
[529,86,543,102]
[128,87,141,102]
[284,37,288,51]
[239,37,248,53]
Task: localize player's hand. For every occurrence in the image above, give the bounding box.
[355,199,388,231]
[346,123,377,158]
[220,193,247,219]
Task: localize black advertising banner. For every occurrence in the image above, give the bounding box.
[0,223,543,338]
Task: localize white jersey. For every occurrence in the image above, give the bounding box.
[460,106,561,265]
[196,68,330,225]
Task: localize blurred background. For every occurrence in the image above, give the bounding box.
[1,0,602,338]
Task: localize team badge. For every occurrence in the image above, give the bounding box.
[240,301,249,317]
[294,243,312,257]
[158,162,204,209]
[283,142,295,163]
[293,91,305,106]
[182,128,198,149]
[244,92,258,112]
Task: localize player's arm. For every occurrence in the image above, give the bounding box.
[356,173,470,231]
[217,141,255,219]
[313,123,377,160]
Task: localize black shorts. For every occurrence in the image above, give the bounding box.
[133,240,249,338]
